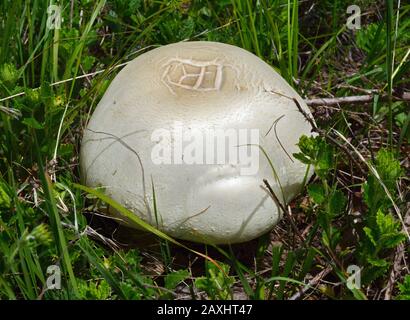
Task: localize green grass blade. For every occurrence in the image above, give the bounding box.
[33,131,78,297]
[73,183,223,271]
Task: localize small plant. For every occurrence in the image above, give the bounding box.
[358,149,406,283]
[294,135,346,252]
[294,135,407,298]
[77,279,112,300]
[360,209,405,281]
[397,275,410,300]
[195,260,235,299]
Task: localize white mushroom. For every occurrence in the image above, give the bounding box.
[80,41,314,244]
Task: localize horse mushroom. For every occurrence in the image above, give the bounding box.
[80,41,314,244]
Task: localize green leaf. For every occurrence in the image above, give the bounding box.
[294,135,318,163]
[77,279,112,300]
[316,142,333,177]
[363,149,403,216]
[58,143,74,158]
[0,63,19,87]
[363,227,376,247]
[367,257,389,268]
[380,232,406,249]
[195,261,234,300]
[375,210,406,248]
[0,182,11,209]
[293,152,311,165]
[374,149,403,189]
[22,117,43,129]
[307,183,326,204]
[397,275,410,300]
[328,190,346,216]
[356,23,385,55]
[294,135,334,178]
[164,269,190,290]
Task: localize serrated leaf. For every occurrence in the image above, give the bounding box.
[380,232,406,249]
[316,143,333,177]
[367,257,389,268]
[376,210,400,235]
[164,269,190,290]
[363,227,376,246]
[307,183,326,204]
[328,190,346,216]
[397,275,410,300]
[293,152,311,165]
[364,149,403,216]
[194,260,234,299]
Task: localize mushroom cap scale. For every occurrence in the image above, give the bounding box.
[80,41,314,244]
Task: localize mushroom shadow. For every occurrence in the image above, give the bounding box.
[86,212,264,277]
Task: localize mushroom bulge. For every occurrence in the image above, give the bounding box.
[80,41,314,244]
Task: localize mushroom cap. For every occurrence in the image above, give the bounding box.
[80,41,314,244]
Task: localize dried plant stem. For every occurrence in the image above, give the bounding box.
[263,178,305,244]
[305,92,410,106]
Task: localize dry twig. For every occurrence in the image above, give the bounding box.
[305,92,410,106]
